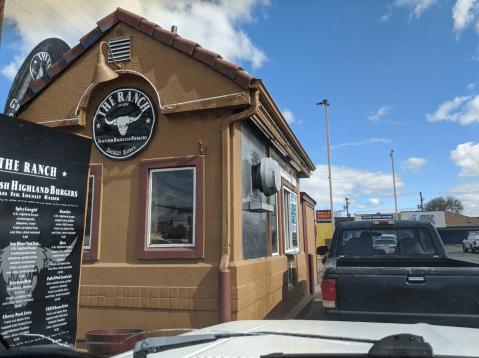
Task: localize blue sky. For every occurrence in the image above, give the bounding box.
[2,0,479,216]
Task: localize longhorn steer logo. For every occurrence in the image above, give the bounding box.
[92,88,156,160]
[0,239,77,308]
[104,112,142,136]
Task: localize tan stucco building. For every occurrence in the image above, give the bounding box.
[16,8,317,339]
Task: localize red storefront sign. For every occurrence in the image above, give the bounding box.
[316,210,332,221]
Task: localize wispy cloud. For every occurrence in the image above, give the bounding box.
[467,82,475,91]
[401,157,428,173]
[282,108,295,124]
[381,4,393,21]
[447,181,479,216]
[368,105,393,123]
[426,94,479,125]
[2,0,270,82]
[330,138,392,150]
[452,0,479,39]
[300,165,406,210]
[395,0,440,20]
[0,55,25,82]
[383,120,405,125]
[451,141,479,177]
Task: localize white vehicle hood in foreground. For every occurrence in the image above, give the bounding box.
[114,320,479,358]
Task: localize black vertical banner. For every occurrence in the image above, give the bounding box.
[0,114,91,347]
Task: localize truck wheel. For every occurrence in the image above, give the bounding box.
[463,244,468,252]
[472,247,476,253]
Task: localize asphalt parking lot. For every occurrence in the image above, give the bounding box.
[295,245,479,320]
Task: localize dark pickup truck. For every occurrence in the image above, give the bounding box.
[317,220,479,328]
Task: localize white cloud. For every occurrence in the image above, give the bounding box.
[452,0,478,38]
[425,94,479,125]
[282,108,295,124]
[395,0,440,20]
[467,82,475,91]
[2,0,270,80]
[367,198,383,206]
[0,55,26,82]
[368,105,393,123]
[330,138,392,150]
[447,181,479,216]
[300,165,406,210]
[401,157,428,173]
[381,4,393,21]
[451,142,479,177]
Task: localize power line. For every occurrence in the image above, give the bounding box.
[71,0,98,22]
[40,0,85,36]
[10,0,75,46]
[59,0,95,30]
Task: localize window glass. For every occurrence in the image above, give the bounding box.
[284,189,298,253]
[148,168,195,247]
[339,227,437,256]
[270,194,279,255]
[83,174,94,250]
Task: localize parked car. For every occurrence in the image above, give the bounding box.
[107,320,479,358]
[463,232,479,252]
[317,220,479,328]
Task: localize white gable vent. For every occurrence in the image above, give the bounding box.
[108,36,130,63]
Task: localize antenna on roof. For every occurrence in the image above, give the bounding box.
[171,25,177,34]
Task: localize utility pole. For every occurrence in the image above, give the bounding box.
[0,0,5,52]
[344,198,350,217]
[390,150,398,220]
[418,192,424,211]
[317,99,335,233]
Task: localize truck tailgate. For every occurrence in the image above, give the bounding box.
[337,264,479,316]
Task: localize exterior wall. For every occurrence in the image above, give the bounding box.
[399,211,446,228]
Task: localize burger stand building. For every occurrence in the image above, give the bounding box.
[14,8,318,339]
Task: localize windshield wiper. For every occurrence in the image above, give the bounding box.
[133,332,432,358]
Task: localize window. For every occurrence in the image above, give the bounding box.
[137,156,204,259]
[338,227,438,256]
[83,175,94,250]
[283,188,299,253]
[83,164,102,261]
[148,168,195,247]
[270,194,279,255]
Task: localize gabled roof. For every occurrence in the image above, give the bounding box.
[20,7,255,107]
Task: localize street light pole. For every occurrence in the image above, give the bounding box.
[317,99,335,233]
[390,150,398,220]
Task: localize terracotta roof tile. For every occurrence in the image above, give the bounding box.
[137,19,156,36]
[21,89,35,106]
[172,37,199,55]
[63,43,86,64]
[152,26,177,46]
[80,27,104,49]
[212,58,241,79]
[233,70,254,89]
[46,59,68,78]
[30,74,53,94]
[20,7,255,107]
[97,11,118,32]
[117,7,143,28]
[192,47,221,66]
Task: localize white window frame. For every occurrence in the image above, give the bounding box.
[147,167,196,248]
[271,193,279,256]
[83,174,94,250]
[283,187,299,254]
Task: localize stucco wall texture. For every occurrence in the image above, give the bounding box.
[17,21,316,339]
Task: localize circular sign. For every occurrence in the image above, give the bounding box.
[92,88,156,160]
[30,51,52,81]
